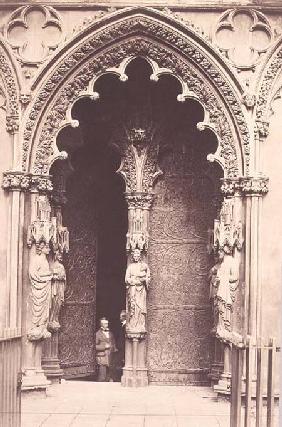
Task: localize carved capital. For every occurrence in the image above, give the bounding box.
[2,171,30,191]
[220,176,269,196]
[220,178,240,196]
[30,175,53,193]
[240,176,269,196]
[2,172,53,193]
[125,192,154,210]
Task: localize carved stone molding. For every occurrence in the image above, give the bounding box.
[256,45,282,137]
[240,176,269,196]
[214,9,274,71]
[4,5,63,65]
[0,49,19,133]
[22,9,249,177]
[220,176,269,196]
[220,178,241,196]
[2,171,53,193]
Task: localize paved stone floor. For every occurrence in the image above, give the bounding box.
[21,381,280,427]
[21,381,231,427]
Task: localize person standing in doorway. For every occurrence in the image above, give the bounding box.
[113,310,127,381]
[95,317,117,382]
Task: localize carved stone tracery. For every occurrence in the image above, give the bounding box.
[5,5,63,65]
[214,9,274,71]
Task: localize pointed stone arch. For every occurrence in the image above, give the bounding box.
[21,7,249,178]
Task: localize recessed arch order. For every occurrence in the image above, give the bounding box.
[22,6,249,178]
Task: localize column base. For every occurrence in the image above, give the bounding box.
[214,373,231,395]
[209,362,224,386]
[42,357,64,383]
[121,367,148,387]
[21,367,50,392]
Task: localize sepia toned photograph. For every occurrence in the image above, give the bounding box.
[0,0,281,426]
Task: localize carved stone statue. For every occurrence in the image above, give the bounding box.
[210,246,240,340]
[48,252,66,332]
[125,249,150,334]
[28,241,52,341]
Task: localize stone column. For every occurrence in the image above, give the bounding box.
[240,177,268,341]
[121,192,153,387]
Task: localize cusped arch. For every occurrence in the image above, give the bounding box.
[23,7,249,177]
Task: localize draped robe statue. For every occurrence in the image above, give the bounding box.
[48,252,66,332]
[125,249,150,334]
[209,247,239,340]
[28,242,52,341]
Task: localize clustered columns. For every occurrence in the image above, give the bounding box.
[210,175,269,395]
[121,192,154,387]
[3,171,69,391]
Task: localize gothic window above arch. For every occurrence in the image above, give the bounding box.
[4,5,63,65]
[214,9,275,70]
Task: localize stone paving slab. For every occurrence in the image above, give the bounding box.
[21,381,231,426]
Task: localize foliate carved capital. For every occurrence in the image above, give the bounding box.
[2,171,30,191]
[125,192,154,210]
[220,178,241,196]
[2,172,53,193]
[240,177,269,196]
[220,177,269,196]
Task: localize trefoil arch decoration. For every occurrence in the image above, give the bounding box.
[22,7,249,178]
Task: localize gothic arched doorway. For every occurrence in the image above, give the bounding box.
[50,57,223,384]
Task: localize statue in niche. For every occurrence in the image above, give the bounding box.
[48,251,66,332]
[27,241,52,341]
[125,248,150,334]
[210,246,240,340]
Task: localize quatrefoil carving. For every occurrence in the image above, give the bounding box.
[214,9,274,70]
[5,5,63,64]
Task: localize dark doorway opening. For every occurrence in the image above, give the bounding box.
[53,97,128,380]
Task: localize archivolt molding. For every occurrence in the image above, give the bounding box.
[255,35,282,137]
[0,39,20,133]
[22,8,249,177]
